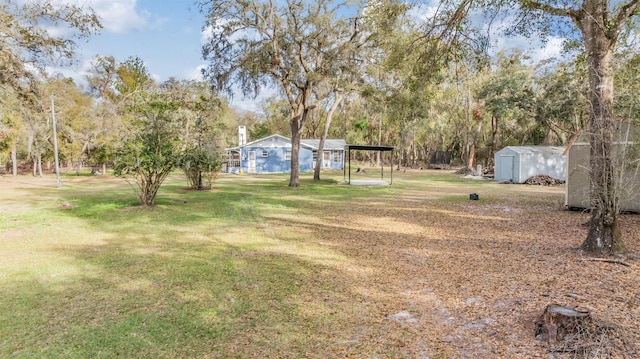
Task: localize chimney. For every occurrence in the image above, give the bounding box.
[238,126,246,146]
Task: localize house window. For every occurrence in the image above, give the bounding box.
[229,151,240,167]
[285,150,292,160]
[261,150,268,157]
[333,151,341,162]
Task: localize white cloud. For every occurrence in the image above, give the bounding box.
[525,37,564,63]
[13,1,150,39]
[230,86,279,113]
[34,0,152,33]
[201,18,262,46]
[489,31,564,64]
[201,24,214,44]
[84,0,150,33]
[479,10,565,63]
[45,58,95,88]
[186,64,207,81]
[407,3,438,23]
[183,62,275,113]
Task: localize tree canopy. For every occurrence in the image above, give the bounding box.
[2,0,640,251]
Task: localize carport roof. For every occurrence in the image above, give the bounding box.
[343,144,395,185]
[344,144,395,151]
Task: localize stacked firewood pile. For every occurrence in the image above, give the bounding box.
[454,167,473,175]
[524,174,565,185]
[454,166,494,176]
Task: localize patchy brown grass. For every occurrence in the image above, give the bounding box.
[1,170,639,358]
[255,170,640,358]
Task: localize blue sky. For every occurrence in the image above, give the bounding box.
[52,0,272,111]
[51,0,562,112]
[72,0,206,81]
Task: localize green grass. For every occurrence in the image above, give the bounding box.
[0,171,387,358]
[0,170,561,358]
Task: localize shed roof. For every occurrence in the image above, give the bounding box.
[499,146,566,156]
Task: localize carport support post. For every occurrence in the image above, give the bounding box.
[390,151,393,184]
[348,148,351,184]
[380,151,383,180]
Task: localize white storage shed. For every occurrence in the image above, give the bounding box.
[494,146,567,183]
[565,123,640,212]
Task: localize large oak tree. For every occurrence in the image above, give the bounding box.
[0,0,100,87]
[200,0,366,186]
[518,0,640,254]
[0,0,101,176]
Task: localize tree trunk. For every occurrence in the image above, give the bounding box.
[468,115,483,169]
[289,113,303,187]
[412,143,417,168]
[535,304,592,345]
[138,169,172,206]
[77,142,89,176]
[467,145,476,170]
[37,153,43,177]
[490,115,499,161]
[11,144,17,177]
[467,102,484,169]
[314,93,344,181]
[102,163,107,176]
[578,6,625,254]
[141,181,162,206]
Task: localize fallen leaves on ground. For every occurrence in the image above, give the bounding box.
[272,176,640,358]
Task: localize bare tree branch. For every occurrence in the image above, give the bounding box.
[610,0,640,39]
[519,0,583,20]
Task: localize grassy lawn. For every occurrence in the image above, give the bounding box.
[1,170,638,358]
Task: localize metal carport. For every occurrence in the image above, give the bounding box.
[343,145,395,185]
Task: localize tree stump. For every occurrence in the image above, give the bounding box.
[535,304,632,357]
[535,304,592,345]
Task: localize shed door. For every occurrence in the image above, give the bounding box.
[248,151,256,173]
[323,151,331,168]
[497,155,514,182]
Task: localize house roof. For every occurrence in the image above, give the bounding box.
[300,139,347,150]
[226,134,346,151]
[245,134,292,147]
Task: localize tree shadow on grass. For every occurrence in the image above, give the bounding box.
[7,173,630,358]
[1,232,387,358]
